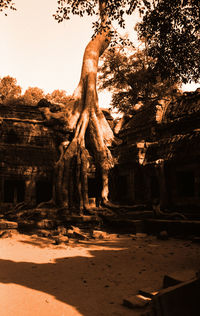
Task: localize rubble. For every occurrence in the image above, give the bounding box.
[67,226,89,240]
[0,219,18,230]
[123,294,151,309]
[152,277,200,316]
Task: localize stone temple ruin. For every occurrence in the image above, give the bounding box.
[111,88,200,217]
[0,101,114,211]
[0,89,200,217]
[0,103,58,210]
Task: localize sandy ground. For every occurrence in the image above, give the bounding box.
[0,232,200,316]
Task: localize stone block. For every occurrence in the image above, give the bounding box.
[139,287,159,299]
[123,295,150,309]
[0,219,18,229]
[36,219,55,229]
[163,270,197,289]
[53,235,69,245]
[152,277,200,316]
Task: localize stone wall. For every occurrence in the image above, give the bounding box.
[0,103,58,210]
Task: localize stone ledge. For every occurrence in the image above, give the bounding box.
[0,219,18,230]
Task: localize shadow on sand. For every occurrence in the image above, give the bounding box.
[0,237,141,316]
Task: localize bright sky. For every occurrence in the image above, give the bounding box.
[0,0,199,108]
[0,0,139,108]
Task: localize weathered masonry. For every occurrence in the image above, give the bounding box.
[0,102,113,210]
[111,89,200,215]
[0,103,58,210]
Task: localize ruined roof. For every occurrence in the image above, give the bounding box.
[162,89,200,123]
[145,129,200,164]
[0,103,44,122]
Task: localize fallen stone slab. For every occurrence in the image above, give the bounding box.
[163,270,197,288]
[0,219,18,230]
[139,287,159,299]
[67,226,89,240]
[123,294,151,309]
[152,277,200,316]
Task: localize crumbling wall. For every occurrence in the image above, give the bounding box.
[0,103,58,210]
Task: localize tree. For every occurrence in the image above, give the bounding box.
[44,0,199,212]
[137,0,200,83]
[40,0,116,211]
[22,87,45,106]
[46,89,70,104]
[0,76,22,103]
[98,48,181,115]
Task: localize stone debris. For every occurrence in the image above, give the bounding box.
[36,219,56,229]
[0,219,18,230]
[139,287,159,299]
[53,235,69,245]
[37,229,53,238]
[0,230,12,238]
[152,277,200,316]
[67,226,89,240]
[131,233,148,239]
[56,226,67,235]
[123,295,151,309]
[92,230,118,240]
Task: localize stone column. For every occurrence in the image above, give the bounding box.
[25,177,36,205]
[156,159,168,209]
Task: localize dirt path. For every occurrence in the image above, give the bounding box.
[0,232,200,316]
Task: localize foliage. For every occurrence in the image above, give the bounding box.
[46,89,70,104]
[98,48,180,115]
[137,0,200,83]
[0,0,16,15]
[22,87,45,106]
[0,76,22,104]
[54,0,200,84]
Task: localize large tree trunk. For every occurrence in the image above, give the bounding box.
[53,1,114,211]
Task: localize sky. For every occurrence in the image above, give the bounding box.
[0,0,199,109]
[0,0,139,108]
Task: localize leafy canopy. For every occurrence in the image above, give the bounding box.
[54,0,200,84]
[98,48,180,115]
[0,76,21,103]
[22,87,45,106]
[137,0,200,83]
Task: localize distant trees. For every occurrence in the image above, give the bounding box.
[0,76,22,104]
[98,48,181,115]
[0,76,72,107]
[46,89,70,104]
[22,87,45,106]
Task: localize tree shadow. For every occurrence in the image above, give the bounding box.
[1,237,197,316]
[0,238,141,316]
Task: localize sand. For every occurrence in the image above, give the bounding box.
[0,232,200,316]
